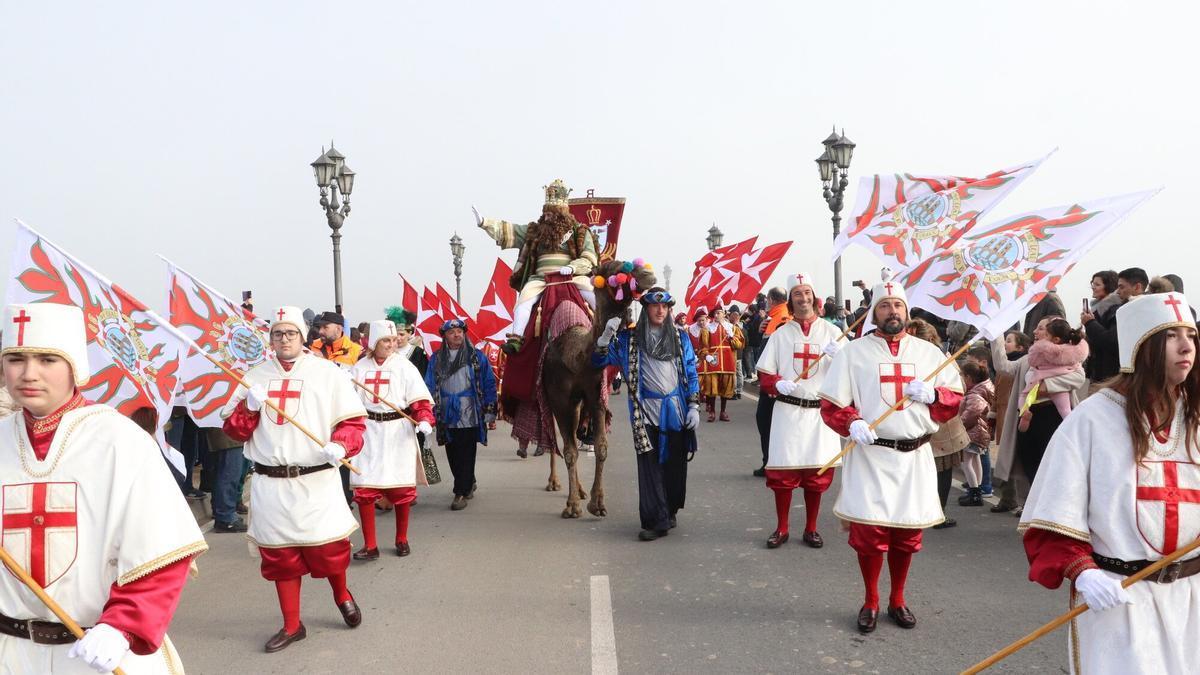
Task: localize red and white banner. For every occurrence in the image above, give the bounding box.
[685,237,757,309]
[838,151,1053,269]
[399,274,420,314]
[416,287,444,352]
[436,283,480,343]
[568,191,626,262]
[474,258,517,345]
[685,237,792,310]
[164,257,271,427]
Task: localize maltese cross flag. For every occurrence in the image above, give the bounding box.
[686,237,791,309]
[474,259,517,346]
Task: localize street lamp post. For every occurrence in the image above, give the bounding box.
[705,223,724,252]
[310,143,355,314]
[662,263,672,292]
[816,126,855,308]
[450,233,465,302]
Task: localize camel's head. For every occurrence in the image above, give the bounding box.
[592,258,658,307]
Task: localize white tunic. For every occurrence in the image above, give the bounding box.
[348,355,433,489]
[0,406,206,674]
[756,319,844,469]
[1019,391,1200,675]
[221,353,367,548]
[818,333,962,528]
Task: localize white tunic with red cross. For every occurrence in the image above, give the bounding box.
[0,406,206,674]
[349,354,433,489]
[1020,391,1200,674]
[755,318,844,469]
[221,353,367,547]
[818,332,962,528]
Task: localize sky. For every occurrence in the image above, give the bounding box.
[1,1,1195,325]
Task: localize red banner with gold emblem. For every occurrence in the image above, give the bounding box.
[568,189,626,263]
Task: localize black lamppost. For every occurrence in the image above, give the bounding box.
[310,143,355,313]
[449,233,465,302]
[816,127,855,308]
[705,223,724,252]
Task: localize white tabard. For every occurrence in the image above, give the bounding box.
[818,333,962,528]
[0,406,206,674]
[221,353,367,548]
[756,319,844,469]
[1019,391,1200,675]
[349,355,433,489]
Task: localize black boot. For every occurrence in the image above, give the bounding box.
[958,487,983,507]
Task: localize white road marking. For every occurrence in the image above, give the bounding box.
[590,575,618,675]
[742,391,759,401]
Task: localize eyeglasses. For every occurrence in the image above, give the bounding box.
[271,330,302,341]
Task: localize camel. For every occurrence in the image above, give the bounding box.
[540,259,657,519]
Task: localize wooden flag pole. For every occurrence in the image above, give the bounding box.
[817,342,971,476]
[961,533,1200,674]
[792,313,867,383]
[0,545,127,675]
[349,379,418,425]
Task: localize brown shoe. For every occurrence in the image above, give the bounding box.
[706,411,716,423]
[352,547,379,561]
[857,606,878,634]
[236,501,248,515]
[766,531,789,549]
[802,531,824,548]
[719,412,730,422]
[265,623,306,653]
[338,598,362,628]
[451,495,468,510]
[396,541,411,557]
[887,605,917,629]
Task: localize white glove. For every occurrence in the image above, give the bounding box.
[848,419,878,446]
[245,384,269,412]
[597,316,622,348]
[685,404,700,429]
[471,205,483,227]
[822,341,842,358]
[705,354,718,365]
[416,420,433,436]
[558,265,575,276]
[320,441,346,465]
[903,379,936,405]
[68,623,130,673]
[775,379,798,397]
[1075,568,1133,611]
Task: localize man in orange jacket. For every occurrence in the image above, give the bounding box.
[310,311,362,367]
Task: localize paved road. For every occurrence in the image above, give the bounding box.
[171,390,1068,674]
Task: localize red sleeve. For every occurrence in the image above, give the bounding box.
[757,370,781,397]
[929,387,964,424]
[408,399,436,425]
[331,416,367,459]
[1023,528,1096,590]
[221,400,260,442]
[820,399,862,437]
[98,557,193,655]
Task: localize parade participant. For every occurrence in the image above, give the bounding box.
[310,310,362,367]
[593,288,700,541]
[693,306,741,422]
[474,179,599,354]
[423,319,497,510]
[727,305,746,400]
[753,287,790,477]
[385,307,428,376]
[1020,291,1200,674]
[755,274,844,549]
[222,306,368,653]
[0,304,207,673]
[348,320,435,559]
[818,282,963,634]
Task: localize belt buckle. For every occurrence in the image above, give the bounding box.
[1157,561,1183,584]
[286,465,301,478]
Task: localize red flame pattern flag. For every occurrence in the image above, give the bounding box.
[685,237,792,310]
[837,152,1053,269]
[7,222,187,474]
[474,258,517,346]
[896,189,1159,339]
[164,258,271,427]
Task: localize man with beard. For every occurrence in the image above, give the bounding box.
[474,179,599,355]
[818,283,963,634]
[592,288,700,541]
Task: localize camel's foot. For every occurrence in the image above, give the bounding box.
[575,487,588,501]
[562,501,583,519]
[546,478,561,492]
[587,497,607,518]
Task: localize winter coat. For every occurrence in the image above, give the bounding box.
[960,380,995,448]
[1023,338,1090,395]
[1084,293,1124,381]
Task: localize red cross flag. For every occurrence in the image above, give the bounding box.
[895,189,1160,339]
[837,151,1053,269]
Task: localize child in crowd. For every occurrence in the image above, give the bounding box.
[1017,318,1088,432]
[957,362,994,506]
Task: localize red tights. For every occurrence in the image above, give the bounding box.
[275,574,353,633]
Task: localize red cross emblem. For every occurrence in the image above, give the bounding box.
[883,282,896,296]
[1136,461,1200,555]
[10,309,31,347]
[792,343,821,380]
[879,363,916,410]
[266,379,303,425]
[1163,295,1185,322]
[2,482,78,588]
[276,308,287,322]
[363,371,391,404]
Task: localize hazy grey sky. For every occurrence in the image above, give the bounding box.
[2,1,1194,323]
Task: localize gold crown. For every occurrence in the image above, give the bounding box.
[586,203,602,225]
[543,179,572,206]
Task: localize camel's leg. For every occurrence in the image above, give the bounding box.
[558,403,584,519]
[546,441,561,491]
[586,393,608,518]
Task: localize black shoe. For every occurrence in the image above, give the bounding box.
[958,488,983,507]
[857,606,878,634]
[265,623,306,653]
[802,531,824,548]
[766,531,789,549]
[887,605,917,629]
[396,541,411,557]
[352,547,380,561]
[451,495,468,510]
[236,502,249,515]
[752,467,766,478]
[213,518,248,533]
[669,515,677,529]
[638,529,669,541]
[184,489,206,502]
[990,503,1015,513]
[933,518,957,529]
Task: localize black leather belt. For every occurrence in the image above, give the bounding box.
[0,612,80,644]
[872,435,932,453]
[367,410,403,422]
[254,462,335,478]
[1093,552,1200,584]
[777,394,821,408]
